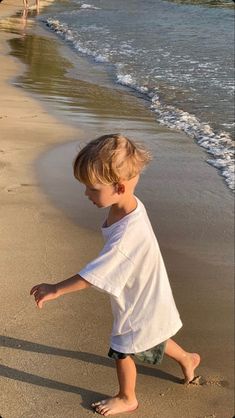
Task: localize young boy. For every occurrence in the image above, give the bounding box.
[30,134,200,416]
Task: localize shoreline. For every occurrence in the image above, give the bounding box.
[0,2,234,418]
[43,1,234,193]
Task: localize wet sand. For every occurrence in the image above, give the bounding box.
[0,2,234,418]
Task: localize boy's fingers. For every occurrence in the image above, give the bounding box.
[30,285,40,295]
[37,300,43,309]
[34,294,43,309]
[30,284,44,295]
[30,284,47,308]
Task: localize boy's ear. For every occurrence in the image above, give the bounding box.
[116,183,125,194]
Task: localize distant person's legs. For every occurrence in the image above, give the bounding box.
[36,0,40,13]
[23,0,29,8]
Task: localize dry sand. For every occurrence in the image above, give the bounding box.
[0,2,234,418]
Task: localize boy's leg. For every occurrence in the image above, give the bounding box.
[92,356,138,416]
[165,338,200,383]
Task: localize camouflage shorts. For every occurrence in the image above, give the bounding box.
[108,341,166,365]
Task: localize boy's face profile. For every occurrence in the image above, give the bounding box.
[84,182,121,208]
[83,174,139,209]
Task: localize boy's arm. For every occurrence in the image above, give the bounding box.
[30,274,91,309]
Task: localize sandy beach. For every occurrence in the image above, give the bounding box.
[0,1,234,417]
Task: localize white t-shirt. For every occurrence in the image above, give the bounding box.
[79,197,182,353]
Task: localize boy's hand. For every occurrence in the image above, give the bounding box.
[30,283,58,309]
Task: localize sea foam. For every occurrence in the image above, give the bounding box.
[45,17,235,191]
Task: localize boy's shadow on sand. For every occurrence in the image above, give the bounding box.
[0,335,181,409]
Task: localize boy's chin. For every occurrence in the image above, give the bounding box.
[94,202,110,209]
[92,201,104,208]
[90,199,111,208]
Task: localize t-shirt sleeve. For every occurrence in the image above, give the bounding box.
[78,243,134,298]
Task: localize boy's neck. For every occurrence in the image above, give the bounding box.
[106,195,137,227]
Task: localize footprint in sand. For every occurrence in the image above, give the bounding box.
[201,376,229,388]
[19,115,38,119]
[186,375,229,388]
[0,161,8,170]
[5,183,36,192]
[5,184,21,192]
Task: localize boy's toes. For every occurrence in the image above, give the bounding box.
[91,396,138,415]
[96,405,104,413]
[100,407,109,416]
[94,404,109,415]
[91,401,108,414]
[91,401,101,408]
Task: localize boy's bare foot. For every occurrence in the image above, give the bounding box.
[181,353,201,384]
[91,396,138,416]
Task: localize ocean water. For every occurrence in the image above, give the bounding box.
[40,0,234,190]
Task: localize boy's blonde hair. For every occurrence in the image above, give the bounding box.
[73,134,152,185]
